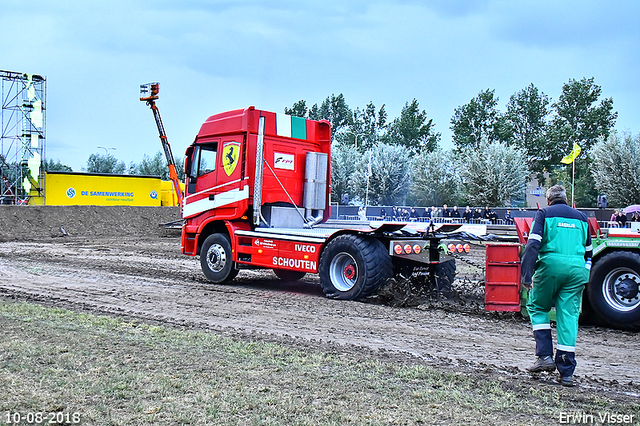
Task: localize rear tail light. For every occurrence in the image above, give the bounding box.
[394,243,425,255]
[447,242,471,254]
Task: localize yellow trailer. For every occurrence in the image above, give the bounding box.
[161,180,185,207]
[43,171,165,207]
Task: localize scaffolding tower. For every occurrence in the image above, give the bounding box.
[1,70,46,204]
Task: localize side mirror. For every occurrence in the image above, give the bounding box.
[188,146,200,180]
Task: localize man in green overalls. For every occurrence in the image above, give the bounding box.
[521,185,592,387]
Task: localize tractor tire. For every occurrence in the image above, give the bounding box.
[200,233,238,284]
[588,251,640,331]
[273,269,306,281]
[319,234,393,300]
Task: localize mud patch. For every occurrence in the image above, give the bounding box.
[0,205,180,240]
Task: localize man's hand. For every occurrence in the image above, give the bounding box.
[521,279,533,290]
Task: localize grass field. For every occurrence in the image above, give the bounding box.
[1,300,637,426]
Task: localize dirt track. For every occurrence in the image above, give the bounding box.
[0,207,639,397]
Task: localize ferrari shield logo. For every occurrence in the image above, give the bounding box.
[222,141,241,176]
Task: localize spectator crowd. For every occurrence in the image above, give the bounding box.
[609,209,640,227]
[377,205,507,224]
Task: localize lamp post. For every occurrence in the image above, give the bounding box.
[97,146,116,156]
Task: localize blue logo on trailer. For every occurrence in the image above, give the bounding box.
[150,190,158,199]
[66,187,76,198]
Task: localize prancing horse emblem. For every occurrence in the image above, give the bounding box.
[222,141,241,176]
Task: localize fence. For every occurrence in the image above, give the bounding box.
[598,221,638,230]
[339,215,514,226]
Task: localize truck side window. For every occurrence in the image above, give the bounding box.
[197,144,217,177]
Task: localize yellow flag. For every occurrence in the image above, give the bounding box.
[560,142,582,164]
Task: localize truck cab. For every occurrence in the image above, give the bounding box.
[181,107,331,256]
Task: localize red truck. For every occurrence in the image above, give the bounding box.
[174,105,457,300]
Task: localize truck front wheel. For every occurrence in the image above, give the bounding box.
[200,233,238,284]
[319,234,392,300]
[588,251,640,331]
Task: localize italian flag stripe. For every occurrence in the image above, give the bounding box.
[291,116,307,139]
[276,113,307,140]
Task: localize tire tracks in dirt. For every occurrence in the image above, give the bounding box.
[0,237,638,396]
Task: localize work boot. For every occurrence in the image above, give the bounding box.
[526,356,556,373]
[558,375,575,387]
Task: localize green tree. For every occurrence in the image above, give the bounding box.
[411,148,461,206]
[549,77,617,154]
[548,158,598,208]
[498,84,552,181]
[349,143,412,206]
[131,152,166,177]
[591,132,640,207]
[85,153,126,174]
[309,94,352,142]
[330,141,359,205]
[548,77,618,207]
[339,102,388,151]
[284,100,308,118]
[384,99,439,154]
[44,158,73,172]
[130,151,186,180]
[451,89,500,151]
[459,141,528,206]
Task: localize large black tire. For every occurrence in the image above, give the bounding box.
[588,251,640,331]
[273,269,306,281]
[319,234,393,300]
[434,258,456,296]
[200,233,238,284]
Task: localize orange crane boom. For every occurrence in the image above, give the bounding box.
[140,83,184,212]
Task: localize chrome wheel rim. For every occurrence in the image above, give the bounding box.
[329,252,358,292]
[206,243,227,273]
[602,267,640,312]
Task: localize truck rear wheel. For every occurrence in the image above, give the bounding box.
[319,234,392,300]
[273,269,306,281]
[588,251,640,331]
[200,233,238,284]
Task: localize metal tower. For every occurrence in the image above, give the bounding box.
[1,70,46,204]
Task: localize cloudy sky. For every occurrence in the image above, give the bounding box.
[2,0,639,171]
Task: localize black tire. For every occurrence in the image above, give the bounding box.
[319,234,393,300]
[273,269,306,281]
[434,258,456,295]
[200,233,238,284]
[588,251,640,331]
[578,290,603,326]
